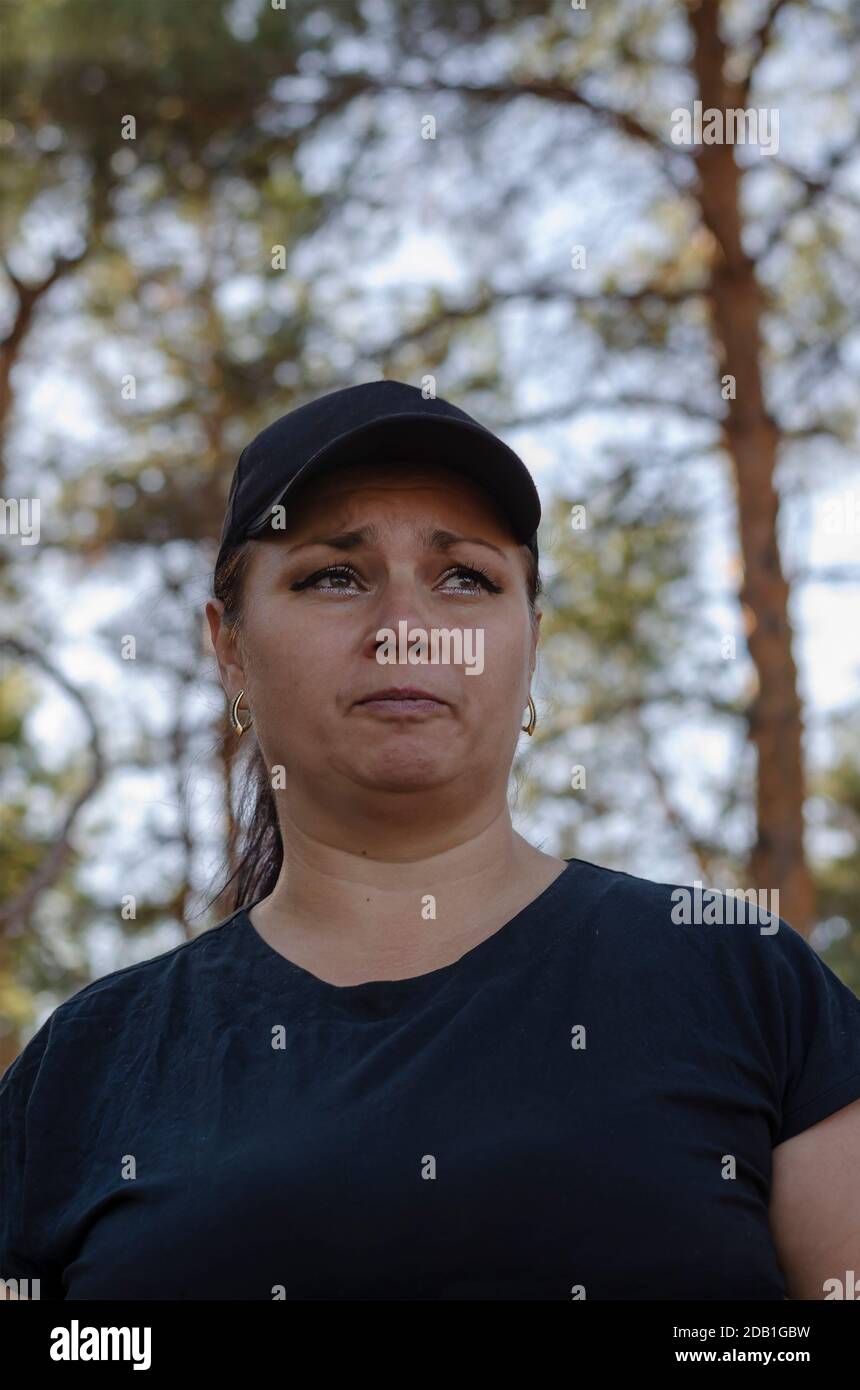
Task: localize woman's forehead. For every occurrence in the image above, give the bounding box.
[286,459,513,530]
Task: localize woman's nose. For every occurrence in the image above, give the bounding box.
[363,571,435,659]
[372,569,435,621]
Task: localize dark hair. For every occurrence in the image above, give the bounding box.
[207,537,542,916]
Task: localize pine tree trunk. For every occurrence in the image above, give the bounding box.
[689,0,815,934]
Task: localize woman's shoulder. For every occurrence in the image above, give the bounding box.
[565,853,797,943]
[0,906,246,1096]
[561,855,860,1143]
[559,853,858,1004]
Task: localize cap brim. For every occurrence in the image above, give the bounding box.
[242,413,541,545]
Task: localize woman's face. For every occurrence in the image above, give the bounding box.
[208,459,540,818]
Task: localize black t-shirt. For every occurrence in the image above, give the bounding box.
[3,856,860,1301]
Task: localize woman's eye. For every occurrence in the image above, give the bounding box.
[438,565,502,594]
[290,562,502,595]
[291,565,361,592]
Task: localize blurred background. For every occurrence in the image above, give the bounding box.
[2,0,859,1068]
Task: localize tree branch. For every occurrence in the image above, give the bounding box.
[755,143,858,261]
[630,707,718,879]
[0,637,106,936]
[373,280,704,357]
[0,248,88,470]
[738,0,795,105]
[494,391,721,429]
[355,76,692,193]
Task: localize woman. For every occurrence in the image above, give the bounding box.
[2,379,860,1301]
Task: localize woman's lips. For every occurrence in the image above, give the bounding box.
[358,697,446,714]
[355,688,448,715]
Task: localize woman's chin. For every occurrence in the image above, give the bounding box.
[350,745,460,793]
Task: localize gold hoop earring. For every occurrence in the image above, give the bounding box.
[230,688,253,736]
[521,693,537,736]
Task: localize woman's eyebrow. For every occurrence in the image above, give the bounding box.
[426,528,506,558]
[284,524,506,558]
[285,525,381,554]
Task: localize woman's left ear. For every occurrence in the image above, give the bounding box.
[530,609,542,662]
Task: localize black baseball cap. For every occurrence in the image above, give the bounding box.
[215,379,541,572]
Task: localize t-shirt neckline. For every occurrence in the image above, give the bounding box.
[235,857,578,1002]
